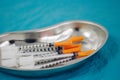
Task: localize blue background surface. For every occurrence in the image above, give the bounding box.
[0,0,120,80]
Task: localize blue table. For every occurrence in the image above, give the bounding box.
[0,0,120,80]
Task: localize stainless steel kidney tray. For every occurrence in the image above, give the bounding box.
[0,20,108,77]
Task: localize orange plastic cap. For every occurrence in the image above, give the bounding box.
[77,50,95,58]
[66,36,84,43]
[54,42,72,47]
[64,44,82,50]
[63,46,81,54]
